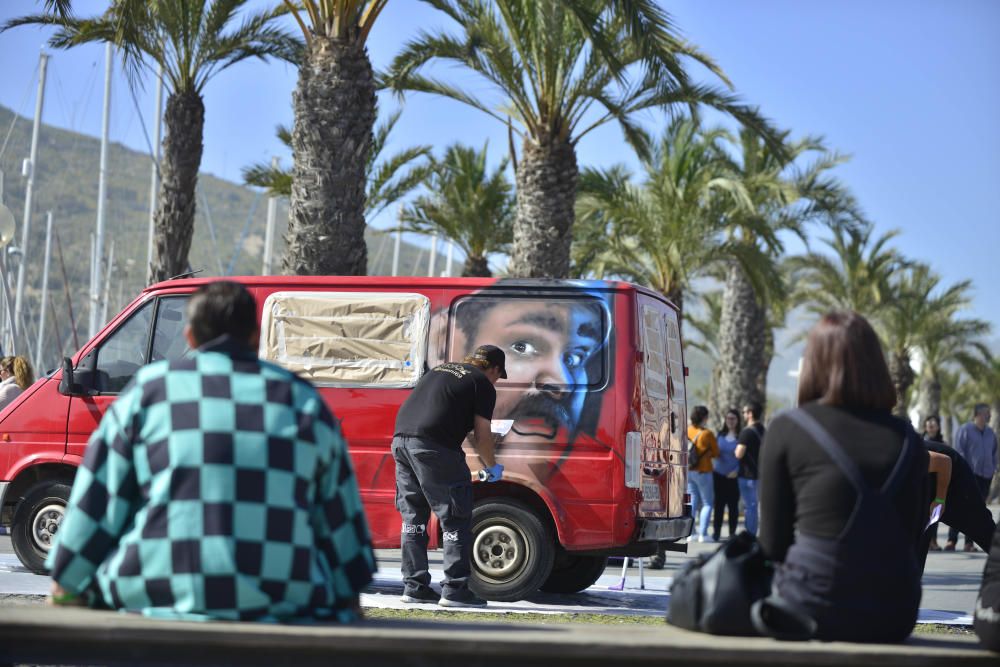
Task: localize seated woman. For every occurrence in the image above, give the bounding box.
[758,311,932,642]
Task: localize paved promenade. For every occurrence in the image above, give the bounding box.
[1,534,990,624]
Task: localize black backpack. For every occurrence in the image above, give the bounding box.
[688,430,704,470]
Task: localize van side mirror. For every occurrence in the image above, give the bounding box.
[58,357,95,397]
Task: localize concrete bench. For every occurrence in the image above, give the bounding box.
[0,606,996,667]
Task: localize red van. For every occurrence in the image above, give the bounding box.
[0,276,692,600]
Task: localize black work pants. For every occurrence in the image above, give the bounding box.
[712,472,740,540]
[392,436,474,597]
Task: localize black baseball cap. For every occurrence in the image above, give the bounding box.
[472,344,508,379]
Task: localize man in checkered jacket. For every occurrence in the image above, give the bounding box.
[47,281,376,622]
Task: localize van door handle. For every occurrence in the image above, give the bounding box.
[670,412,677,434]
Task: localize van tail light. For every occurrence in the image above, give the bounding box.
[625,431,641,488]
[683,493,691,504]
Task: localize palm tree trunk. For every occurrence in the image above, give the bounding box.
[888,350,915,422]
[150,90,204,282]
[284,38,375,276]
[713,263,766,420]
[462,254,491,277]
[509,135,577,278]
[916,372,941,426]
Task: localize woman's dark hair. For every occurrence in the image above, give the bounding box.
[797,311,895,411]
[923,415,941,429]
[690,405,709,427]
[718,408,741,437]
[186,281,258,346]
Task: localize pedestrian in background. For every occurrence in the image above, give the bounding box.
[47,281,376,621]
[687,405,719,543]
[735,402,765,536]
[392,344,506,608]
[712,409,741,542]
[0,355,34,411]
[946,404,998,552]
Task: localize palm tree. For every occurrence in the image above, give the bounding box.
[279,0,390,276]
[398,143,513,277]
[242,108,432,220]
[788,224,905,318]
[714,129,852,415]
[877,264,990,420]
[914,297,991,425]
[572,118,771,319]
[385,0,780,279]
[685,290,723,409]
[5,1,300,282]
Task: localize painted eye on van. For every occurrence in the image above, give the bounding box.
[563,349,587,368]
[510,341,537,357]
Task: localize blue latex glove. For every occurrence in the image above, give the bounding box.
[485,463,504,482]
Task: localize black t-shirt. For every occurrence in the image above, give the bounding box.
[758,403,928,562]
[393,363,496,450]
[737,423,765,480]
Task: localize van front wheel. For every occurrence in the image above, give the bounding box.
[469,499,554,602]
[11,481,72,574]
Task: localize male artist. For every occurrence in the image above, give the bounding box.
[392,345,506,607]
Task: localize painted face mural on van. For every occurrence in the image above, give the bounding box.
[450,287,612,448]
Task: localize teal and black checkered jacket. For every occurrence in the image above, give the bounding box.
[47,337,376,622]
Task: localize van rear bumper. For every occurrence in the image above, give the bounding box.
[636,516,694,542]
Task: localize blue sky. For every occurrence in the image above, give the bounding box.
[0,0,997,333]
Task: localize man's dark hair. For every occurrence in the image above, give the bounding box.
[455,298,499,350]
[186,281,258,346]
[973,403,990,419]
[743,402,763,421]
[797,311,895,411]
[690,405,709,427]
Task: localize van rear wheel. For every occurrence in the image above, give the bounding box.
[11,481,72,574]
[469,499,554,602]
[540,553,607,594]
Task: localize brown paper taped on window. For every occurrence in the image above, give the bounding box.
[259,291,430,387]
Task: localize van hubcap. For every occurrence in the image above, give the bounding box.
[473,524,526,580]
[31,503,65,552]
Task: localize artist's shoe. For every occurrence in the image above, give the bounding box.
[400,587,441,604]
[964,542,978,553]
[928,540,942,551]
[943,541,957,551]
[439,589,488,608]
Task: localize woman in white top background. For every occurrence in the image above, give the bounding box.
[0,355,35,411]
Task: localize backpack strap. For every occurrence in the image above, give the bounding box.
[783,409,866,494]
[879,425,916,497]
[783,408,915,499]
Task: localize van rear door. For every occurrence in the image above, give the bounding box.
[635,295,686,519]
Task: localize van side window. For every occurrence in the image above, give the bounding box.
[259,291,430,387]
[449,296,608,388]
[94,301,154,393]
[640,305,668,399]
[150,297,190,362]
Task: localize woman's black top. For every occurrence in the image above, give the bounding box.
[759,402,929,562]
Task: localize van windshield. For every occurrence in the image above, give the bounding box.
[94,296,190,393]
